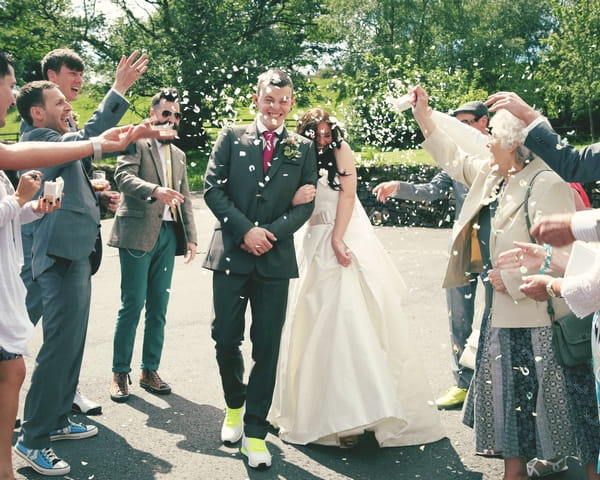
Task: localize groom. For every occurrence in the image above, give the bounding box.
[203,68,317,469]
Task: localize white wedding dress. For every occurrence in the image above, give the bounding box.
[269,177,444,447]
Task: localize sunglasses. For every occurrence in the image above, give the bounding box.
[160,110,182,120]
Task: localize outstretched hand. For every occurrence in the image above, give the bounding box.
[530,213,576,247]
[372,181,399,203]
[484,92,540,126]
[519,274,555,301]
[98,121,176,153]
[112,50,149,95]
[496,241,545,273]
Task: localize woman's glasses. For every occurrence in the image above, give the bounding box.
[460,116,481,125]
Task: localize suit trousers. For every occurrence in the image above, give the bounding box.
[112,222,176,373]
[445,274,478,389]
[20,256,91,449]
[20,222,43,325]
[211,270,289,439]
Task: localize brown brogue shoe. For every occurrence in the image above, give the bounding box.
[110,372,131,403]
[139,369,171,395]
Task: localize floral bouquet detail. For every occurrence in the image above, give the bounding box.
[283,137,302,160]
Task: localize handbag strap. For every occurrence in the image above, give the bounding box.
[522,169,557,322]
[523,169,552,238]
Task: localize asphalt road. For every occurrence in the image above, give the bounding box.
[13,195,584,480]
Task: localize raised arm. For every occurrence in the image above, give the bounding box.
[1,122,173,170]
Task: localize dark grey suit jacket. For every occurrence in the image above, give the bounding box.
[20,128,101,278]
[19,89,130,276]
[202,122,317,279]
[526,121,600,183]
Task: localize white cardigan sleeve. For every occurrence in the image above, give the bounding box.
[562,253,600,317]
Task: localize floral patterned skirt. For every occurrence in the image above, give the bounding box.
[463,312,600,465]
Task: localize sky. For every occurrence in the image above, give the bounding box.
[91,0,153,20]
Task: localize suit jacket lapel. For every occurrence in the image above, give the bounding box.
[248,124,264,185]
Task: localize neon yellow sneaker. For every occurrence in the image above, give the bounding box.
[240,435,271,469]
[220,406,243,443]
[435,386,467,410]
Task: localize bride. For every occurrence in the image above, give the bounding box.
[269,108,444,448]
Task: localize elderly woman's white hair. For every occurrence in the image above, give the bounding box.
[489,109,535,165]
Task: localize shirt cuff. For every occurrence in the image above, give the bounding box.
[571,210,600,242]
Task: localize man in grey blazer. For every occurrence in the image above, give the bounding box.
[203,69,317,470]
[13,80,123,476]
[108,88,197,403]
[19,48,147,416]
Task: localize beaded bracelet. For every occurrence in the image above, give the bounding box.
[539,243,552,274]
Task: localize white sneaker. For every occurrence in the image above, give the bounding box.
[240,435,271,469]
[526,457,568,477]
[72,388,102,415]
[220,406,243,443]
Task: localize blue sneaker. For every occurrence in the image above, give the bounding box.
[49,421,98,441]
[14,442,70,476]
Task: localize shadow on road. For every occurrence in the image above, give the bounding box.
[260,433,484,480]
[14,415,172,479]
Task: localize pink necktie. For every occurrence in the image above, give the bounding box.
[263,130,276,174]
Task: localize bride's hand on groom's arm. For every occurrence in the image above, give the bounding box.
[291,184,316,206]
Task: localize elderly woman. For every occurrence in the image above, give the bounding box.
[410,85,600,480]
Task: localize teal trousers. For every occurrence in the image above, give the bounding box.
[112,222,176,373]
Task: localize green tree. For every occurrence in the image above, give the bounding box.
[0,0,107,82]
[539,0,600,141]
[103,0,322,149]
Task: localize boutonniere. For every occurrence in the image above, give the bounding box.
[282,137,302,160]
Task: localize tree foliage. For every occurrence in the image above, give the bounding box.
[0,0,108,81]
[101,0,322,149]
[538,0,600,141]
[1,0,598,148]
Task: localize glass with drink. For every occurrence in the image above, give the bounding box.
[91,170,110,191]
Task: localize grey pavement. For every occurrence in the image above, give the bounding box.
[13,194,584,480]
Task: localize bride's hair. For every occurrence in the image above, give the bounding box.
[296,107,348,190]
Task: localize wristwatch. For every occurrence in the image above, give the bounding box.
[546,278,561,298]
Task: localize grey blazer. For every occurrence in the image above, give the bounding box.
[20,128,102,278]
[393,170,469,216]
[108,140,198,254]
